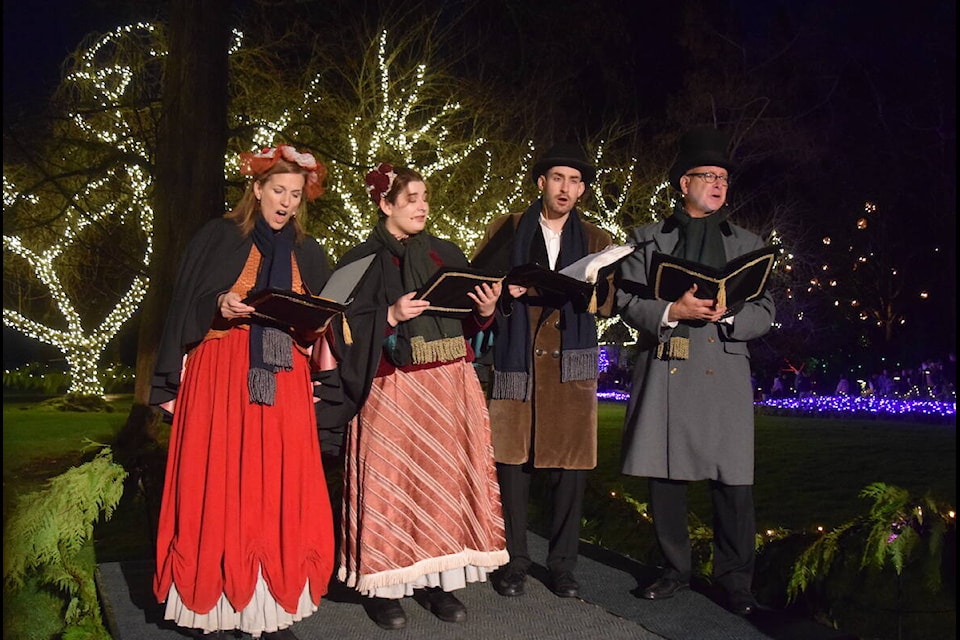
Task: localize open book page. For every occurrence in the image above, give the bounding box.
[319,253,377,304]
[557,243,636,283]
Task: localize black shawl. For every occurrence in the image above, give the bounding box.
[150,217,331,406]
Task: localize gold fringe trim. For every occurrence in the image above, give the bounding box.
[717,282,727,309]
[341,315,353,345]
[338,549,510,594]
[410,336,466,365]
[656,336,690,360]
[588,287,597,314]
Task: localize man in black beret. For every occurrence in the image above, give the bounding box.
[614,127,776,616]
[471,143,615,600]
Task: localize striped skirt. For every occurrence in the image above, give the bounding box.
[337,359,508,597]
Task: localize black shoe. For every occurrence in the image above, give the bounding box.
[424,587,467,623]
[727,591,758,616]
[550,571,580,598]
[640,577,690,600]
[262,630,299,640]
[493,566,527,597]
[368,597,407,630]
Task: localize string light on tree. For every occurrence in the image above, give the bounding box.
[3,24,159,396]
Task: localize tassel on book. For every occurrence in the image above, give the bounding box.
[656,336,690,361]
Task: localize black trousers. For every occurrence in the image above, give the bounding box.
[496,462,587,575]
[649,477,756,594]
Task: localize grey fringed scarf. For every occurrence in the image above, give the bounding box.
[248,217,295,404]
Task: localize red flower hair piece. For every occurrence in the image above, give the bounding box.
[364,162,396,205]
[239,144,327,201]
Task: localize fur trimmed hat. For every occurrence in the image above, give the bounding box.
[668,127,734,191]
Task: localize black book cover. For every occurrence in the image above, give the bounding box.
[649,245,778,309]
[242,289,346,334]
[472,244,633,312]
[414,267,504,317]
[243,254,377,333]
[503,263,595,309]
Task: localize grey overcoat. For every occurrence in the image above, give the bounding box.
[615,217,775,485]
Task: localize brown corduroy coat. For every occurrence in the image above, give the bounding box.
[475,212,616,470]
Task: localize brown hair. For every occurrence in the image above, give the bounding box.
[379,166,427,214]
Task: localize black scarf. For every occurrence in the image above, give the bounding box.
[368,220,465,366]
[248,217,295,404]
[658,202,728,360]
[492,200,598,401]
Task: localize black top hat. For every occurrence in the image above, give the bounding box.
[531,143,596,185]
[668,127,734,191]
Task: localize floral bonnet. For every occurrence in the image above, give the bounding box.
[364,163,397,205]
[239,144,326,201]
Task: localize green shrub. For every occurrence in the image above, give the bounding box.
[3,445,128,640]
[784,482,955,639]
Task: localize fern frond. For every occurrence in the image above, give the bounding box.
[787,482,954,603]
[3,447,127,590]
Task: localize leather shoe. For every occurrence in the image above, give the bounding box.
[550,571,580,598]
[424,587,467,623]
[640,577,689,600]
[493,566,527,597]
[369,597,407,630]
[728,592,758,616]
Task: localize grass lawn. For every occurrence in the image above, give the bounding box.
[2,397,132,640]
[593,401,957,533]
[2,399,131,516]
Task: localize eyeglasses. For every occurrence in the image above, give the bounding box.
[685,172,731,186]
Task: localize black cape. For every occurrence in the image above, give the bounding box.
[150,217,332,406]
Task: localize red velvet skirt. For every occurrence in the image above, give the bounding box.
[154,327,334,615]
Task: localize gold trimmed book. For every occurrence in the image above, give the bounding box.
[503,244,635,312]
[414,267,505,317]
[649,245,778,309]
[242,289,346,334]
[243,254,376,333]
[503,263,594,309]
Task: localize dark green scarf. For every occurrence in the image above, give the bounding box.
[658,203,728,360]
[369,220,465,366]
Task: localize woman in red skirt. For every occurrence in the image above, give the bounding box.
[150,144,335,639]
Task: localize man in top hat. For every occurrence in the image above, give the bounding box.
[470,143,617,600]
[614,127,776,616]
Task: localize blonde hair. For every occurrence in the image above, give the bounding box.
[225,158,309,242]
